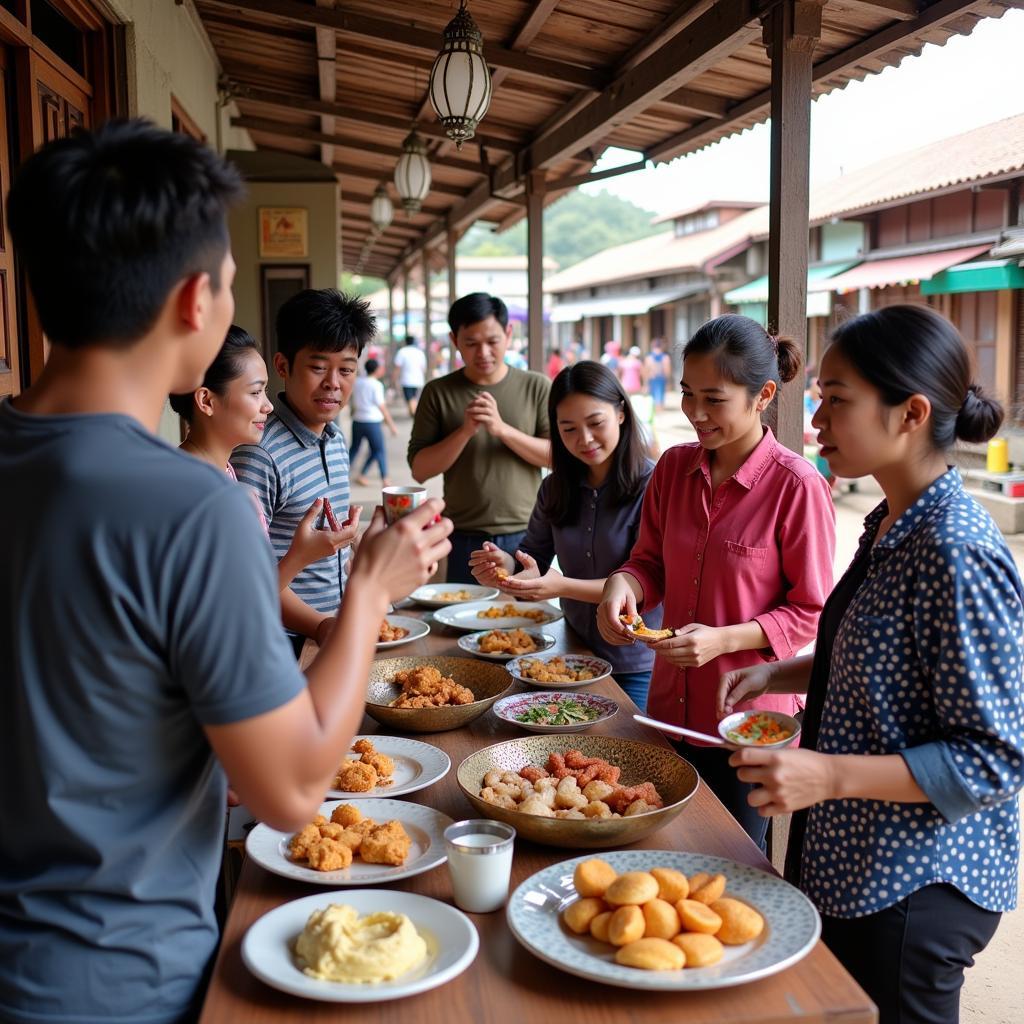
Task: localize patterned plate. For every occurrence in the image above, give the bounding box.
[409,584,500,609]
[246,799,452,886]
[505,654,612,689]
[507,850,821,990]
[432,600,564,633]
[376,615,431,650]
[326,735,450,799]
[457,629,557,661]
[493,691,619,734]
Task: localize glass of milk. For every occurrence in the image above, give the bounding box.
[443,820,516,913]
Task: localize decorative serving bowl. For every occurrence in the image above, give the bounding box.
[456,734,699,848]
[717,709,801,749]
[365,656,513,733]
[492,690,619,735]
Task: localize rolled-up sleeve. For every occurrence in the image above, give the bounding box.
[902,541,1024,823]
[753,474,836,661]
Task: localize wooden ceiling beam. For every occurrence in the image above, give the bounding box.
[231,83,521,152]
[662,86,730,118]
[200,0,604,88]
[334,162,468,197]
[835,0,919,21]
[315,0,336,166]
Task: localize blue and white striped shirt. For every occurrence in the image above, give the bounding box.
[230,397,350,615]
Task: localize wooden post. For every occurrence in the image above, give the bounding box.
[421,248,433,376]
[526,170,545,373]
[447,216,458,313]
[763,0,821,455]
[402,267,411,342]
[387,279,395,347]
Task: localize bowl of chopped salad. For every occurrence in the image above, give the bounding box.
[718,710,800,749]
[492,691,619,735]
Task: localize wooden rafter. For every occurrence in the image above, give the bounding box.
[314,0,336,166]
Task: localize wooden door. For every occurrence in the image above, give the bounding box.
[0,45,19,398]
[19,48,91,380]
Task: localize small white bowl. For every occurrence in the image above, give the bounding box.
[718,710,801,749]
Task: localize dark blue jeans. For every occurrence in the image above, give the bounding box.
[351,420,387,479]
[446,529,526,584]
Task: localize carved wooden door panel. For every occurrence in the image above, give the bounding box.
[0,46,19,398]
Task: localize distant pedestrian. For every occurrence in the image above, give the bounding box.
[546,347,565,380]
[351,358,399,486]
[645,338,671,408]
[392,336,427,415]
[619,345,644,395]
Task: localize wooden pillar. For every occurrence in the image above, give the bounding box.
[526,170,546,373]
[402,267,411,342]
[421,249,433,376]
[387,279,395,348]
[447,217,458,313]
[763,0,821,455]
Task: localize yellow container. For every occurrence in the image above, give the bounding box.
[987,437,1009,474]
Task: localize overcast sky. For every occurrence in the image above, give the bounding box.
[582,9,1024,216]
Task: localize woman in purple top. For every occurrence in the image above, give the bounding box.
[470,361,661,709]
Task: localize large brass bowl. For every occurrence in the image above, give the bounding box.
[365,656,513,733]
[456,735,699,849]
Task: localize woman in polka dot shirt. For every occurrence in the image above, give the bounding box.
[719,305,1024,1024]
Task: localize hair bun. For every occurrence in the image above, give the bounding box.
[955,383,1004,444]
[773,334,802,385]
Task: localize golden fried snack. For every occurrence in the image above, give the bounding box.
[349,819,378,838]
[710,898,765,945]
[317,822,349,842]
[359,820,412,866]
[604,871,659,907]
[607,905,645,946]
[650,867,689,904]
[360,751,395,778]
[619,614,674,641]
[288,823,321,861]
[390,665,475,708]
[517,656,596,684]
[439,590,473,601]
[672,932,724,967]
[306,838,354,872]
[687,872,711,893]
[589,911,613,943]
[478,603,549,622]
[573,858,618,899]
[690,873,727,906]
[477,628,538,655]
[351,738,375,755]
[378,620,409,643]
[333,759,378,793]
[563,898,607,935]
[642,898,681,940]
[615,937,686,971]
[312,815,328,827]
[330,803,364,828]
[675,899,723,935]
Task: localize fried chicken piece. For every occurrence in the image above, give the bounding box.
[360,751,395,778]
[330,803,364,828]
[334,828,365,853]
[306,838,353,872]
[478,628,537,655]
[348,818,379,837]
[606,782,663,814]
[564,750,602,769]
[351,738,375,755]
[519,765,550,784]
[545,752,567,775]
[317,822,349,842]
[288,823,321,861]
[333,759,378,792]
[312,815,328,827]
[389,665,475,708]
[359,820,412,866]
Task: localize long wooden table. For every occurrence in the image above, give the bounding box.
[200,609,877,1023]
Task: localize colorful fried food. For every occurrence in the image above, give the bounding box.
[517,657,597,684]
[477,628,538,655]
[332,759,378,793]
[378,619,410,643]
[620,615,675,641]
[560,860,764,970]
[477,750,663,819]
[389,665,475,708]
[478,603,550,622]
[288,806,413,870]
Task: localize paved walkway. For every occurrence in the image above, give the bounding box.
[343,396,1022,1021]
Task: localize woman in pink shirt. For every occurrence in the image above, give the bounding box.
[598,314,835,849]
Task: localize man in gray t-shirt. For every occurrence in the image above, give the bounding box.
[0,120,451,1024]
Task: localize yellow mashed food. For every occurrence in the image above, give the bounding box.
[294,904,428,984]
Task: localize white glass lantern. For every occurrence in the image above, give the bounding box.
[369,183,394,231]
[428,0,492,149]
[394,130,431,216]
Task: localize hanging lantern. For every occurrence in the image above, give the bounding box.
[428,0,492,149]
[394,130,431,216]
[369,183,394,232]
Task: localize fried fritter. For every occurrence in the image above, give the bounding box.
[306,838,353,872]
[330,803,364,828]
[351,738,375,755]
[288,823,321,861]
[389,665,475,708]
[333,759,378,792]
[359,820,412,866]
[360,751,395,778]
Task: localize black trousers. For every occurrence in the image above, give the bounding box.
[673,740,769,852]
[821,883,1000,1024]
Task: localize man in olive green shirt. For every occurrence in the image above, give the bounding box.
[409,293,551,582]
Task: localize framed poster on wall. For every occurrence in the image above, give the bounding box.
[258,207,308,258]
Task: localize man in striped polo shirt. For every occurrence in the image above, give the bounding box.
[232,289,373,650]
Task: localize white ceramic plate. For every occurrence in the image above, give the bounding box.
[242,889,479,1003]
[326,735,451,799]
[507,850,820,991]
[505,654,613,689]
[493,691,619,734]
[246,799,453,886]
[409,584,499,609]
[377,615,431,650]
[457,628,557,661]
[433,600,564,633]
